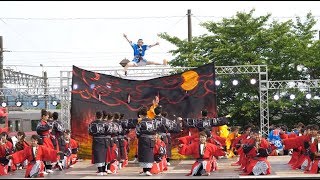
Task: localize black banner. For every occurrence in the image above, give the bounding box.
[71,63,217,158]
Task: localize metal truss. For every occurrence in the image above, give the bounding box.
[3,68,45,88]
[3,63,311,137]
[268,79,320,89]
[0,87,60,96]
[60,65,271,136]
[0,86,60,112]
[259,67,269,138]
[13,64,319,137]
[215,65,264,74]
[0,68,58,110]
[92,65,193,80]
[215,65,269,137]
[60,71,72,130]
[59,66,191,127]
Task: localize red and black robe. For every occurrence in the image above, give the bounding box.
[11,145,58,178]
[283,134,313,170]
[241,138,272,175]
[179,141,225,176]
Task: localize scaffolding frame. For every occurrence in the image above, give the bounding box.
[60,65,270,136]
[215,65,269,137]
[4,65,317,137]
[268,80,320,89]
[2,68,45,88]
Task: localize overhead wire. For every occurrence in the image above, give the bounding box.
[0,18,61,67]
[7,50,170,54]
[156,15,187,54]
[2,13,320,65]
[0,16,186,21]
[0,15,319,21]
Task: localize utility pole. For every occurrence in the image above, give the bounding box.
[0,36,4,102]
[43,71,48,109]
[40,63,48,110]
[187,9,192,42]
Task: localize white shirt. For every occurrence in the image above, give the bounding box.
[11,136,18,147]
[32,147,37,156]
[200,144,204,155]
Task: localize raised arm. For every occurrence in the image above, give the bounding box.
[123,33,132,44]
[148,42,159,48]
[147,96,159,119]
[178,143,196,156]
[282,135,306,149]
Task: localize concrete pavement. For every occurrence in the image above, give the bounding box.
[2,155,320,179]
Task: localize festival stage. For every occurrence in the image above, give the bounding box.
[2,156,320,179]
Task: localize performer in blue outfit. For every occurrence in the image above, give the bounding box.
[123,34,167,76]
[268,125,284,155]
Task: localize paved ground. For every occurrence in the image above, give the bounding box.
[2,155,320,179]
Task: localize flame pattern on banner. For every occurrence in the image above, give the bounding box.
[71,63,217,159]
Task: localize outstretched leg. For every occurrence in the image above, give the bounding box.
[124,62,137,76]
[146,59,168,66]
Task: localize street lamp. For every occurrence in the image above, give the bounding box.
[297,65,304,72]
[290,94,295,100]
[32,100,39,107]
[232,80,239,86]
[16,101,23,107]
[250,78,257,85]
[215,80,221,86]
[1,102,7,107]
[306,93,312,99]
[73,84,78,90]
[52,101,58,106]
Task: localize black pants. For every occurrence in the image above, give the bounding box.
[143,168,151,172]
[195,163,203,176]
[98,166,104,172]
[45,164,52,170]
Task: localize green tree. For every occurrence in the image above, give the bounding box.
[159,9,320,129]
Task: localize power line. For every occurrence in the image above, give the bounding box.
[7,50,170,54]
[193,15,205,24]
[4,65,66,67]
[0,16,185,21]
[6,55,136,61]
[161,15,187,33]
[1,15,319,21]
[195,15,320,19]
[4,64,122,68]
[0,18,61,67]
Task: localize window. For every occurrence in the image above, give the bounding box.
[8,121,13,132]
[0,117,6,129]
[31,120,40,131]
[15,120,20,132]
[0,117,5,124]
